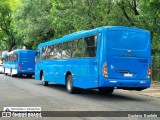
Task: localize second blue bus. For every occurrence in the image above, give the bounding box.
[3,49,36,77]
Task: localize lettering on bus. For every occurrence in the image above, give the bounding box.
[138,59,148,63]
[41,35,98,60]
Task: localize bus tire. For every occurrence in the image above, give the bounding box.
[66,75,78,94]
[41,73,48,86]
[17,74,22,77]
[98,87,114,94]
[27,74,32,78]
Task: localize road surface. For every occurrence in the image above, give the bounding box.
[0,74,159,120]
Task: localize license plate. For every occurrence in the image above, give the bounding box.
[124,73,133,77]
[27,68,32,70]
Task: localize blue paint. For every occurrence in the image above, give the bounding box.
[3,49,36,76]
[35,26,151,90]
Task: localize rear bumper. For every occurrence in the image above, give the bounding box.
[18,70,35,75]
[99,76,151,90]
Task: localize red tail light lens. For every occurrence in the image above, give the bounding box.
[18,65,21,70]
[147,65,152,79]
[148,68,151,76]
[102,62,108,78]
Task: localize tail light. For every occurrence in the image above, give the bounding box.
[147,65,152,79]
[102,62,108,78]
[18,64,21,70]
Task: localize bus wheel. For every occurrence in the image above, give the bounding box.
[98,87,114,94]
[27,74,32,78]
[17,74,22,77]
[41,73,48,86]
[66,75,77,94]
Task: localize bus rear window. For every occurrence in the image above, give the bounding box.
[108,31,149,50]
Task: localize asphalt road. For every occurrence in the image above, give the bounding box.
[0,74,160,120]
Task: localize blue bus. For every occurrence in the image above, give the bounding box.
[35,26,152,94]
[3,49,36,77]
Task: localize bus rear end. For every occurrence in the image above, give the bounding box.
[18,50,36,76]
[99,27,151,91]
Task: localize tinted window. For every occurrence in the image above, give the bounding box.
[41,34,98,60]
[42,47,47,60]
[108,31,148,50]
[72,39,83,58]
[53,43,62,59]
[45,46,52,60]
[36,51,40,63]
[62,41,72,59]
[4,53,18,62]
[83,35,98,57]
[13,53,18,62]
[48,45,54,60]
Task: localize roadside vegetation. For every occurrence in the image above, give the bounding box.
[0,0,159,80]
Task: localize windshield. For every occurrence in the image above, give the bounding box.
[108,31,149,50]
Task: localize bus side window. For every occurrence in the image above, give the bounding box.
[12,54,14,62]
[36,51,40,63]
[10,55,12,62]
[83,35,98,57]
[15,53,18,62]
[58,43,62,59]
[13,54,15,62]
[13,53,17,62]
[72,39,83,58]
[42,47,46,60]
[7,55,9,62]
[49,45,54,60]
[62,41,72,59]
[53,43,62,59]
[53,44,58,59]
[8,55,10,62]
[46,46,52,60]
[9,55,11,62]
[5,56,7,62]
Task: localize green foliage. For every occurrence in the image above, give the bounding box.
[13,0,54,49]
[0,0,160,80]
[50,0,117,38]
[0,0,15,51]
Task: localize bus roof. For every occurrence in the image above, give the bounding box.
[38,26,150,48]
[5,49,36,55]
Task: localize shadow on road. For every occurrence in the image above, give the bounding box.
[36,83,148,102]
[11,75,34,79]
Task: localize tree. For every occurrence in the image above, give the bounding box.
[1,0,160,80]
[0,0,17,51]
[50,0,115,38]
[13,0,54,49]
